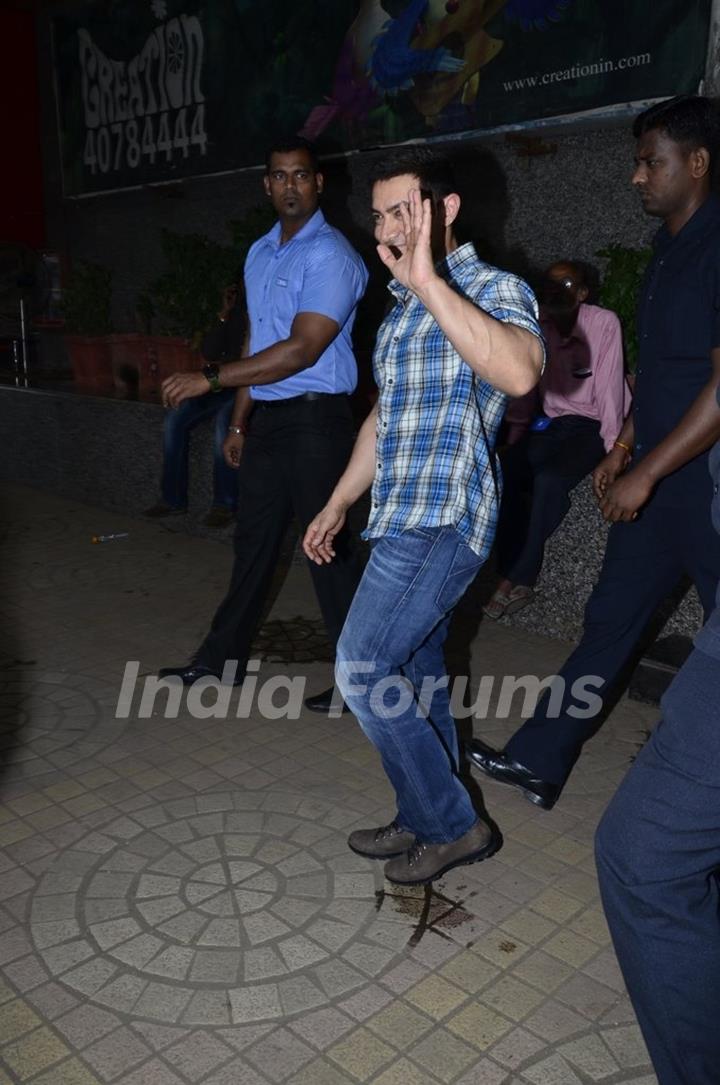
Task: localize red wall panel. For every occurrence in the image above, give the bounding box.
[0,9,45,249]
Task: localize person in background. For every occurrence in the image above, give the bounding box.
[144,283,245,527]
[484,260,629,619]
[469,95,720,812]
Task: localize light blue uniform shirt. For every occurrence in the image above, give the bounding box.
[245,209,368,401]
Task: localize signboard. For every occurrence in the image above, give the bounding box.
[53,0,712,197]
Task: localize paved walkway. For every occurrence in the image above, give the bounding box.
[0,484,658,1085]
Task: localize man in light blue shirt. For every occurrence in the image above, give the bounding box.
[159,139,368,702]
[244,207,365,401]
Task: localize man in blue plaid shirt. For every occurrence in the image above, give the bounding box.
[304,148,544,885]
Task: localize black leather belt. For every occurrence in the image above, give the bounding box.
[254,392,348,408]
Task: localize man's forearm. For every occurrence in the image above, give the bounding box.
[329,406,378,510]
[218,338,310,388]
[635,378,720,484]
[414,277,543,397]
[614,415,635,450]
[230,387,252,428]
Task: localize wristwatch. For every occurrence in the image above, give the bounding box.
[202,362,222,393]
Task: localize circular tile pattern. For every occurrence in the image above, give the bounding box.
[251,617,333,664]
[120,843,293,948]
[181,860,280,918]
[0,668,126,768]
[30,791,406,1024]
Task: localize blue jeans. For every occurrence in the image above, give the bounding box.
[596,645,720,1085]
[161,391,238,510]
[336,527,483,844]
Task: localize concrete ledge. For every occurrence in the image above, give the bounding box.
[0,385,224,539]
[490,475,703,643]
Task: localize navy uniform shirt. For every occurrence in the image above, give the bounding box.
[693,382,720,660]
[634,193,720,506]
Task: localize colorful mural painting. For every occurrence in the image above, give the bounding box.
[53,0,711,196]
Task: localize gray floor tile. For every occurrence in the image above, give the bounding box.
[0,485,659,1085]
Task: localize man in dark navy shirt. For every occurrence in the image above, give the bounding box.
[596,391,720,1083]
[469,95,720,810]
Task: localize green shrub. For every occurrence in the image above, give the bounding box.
[61,261,113,336]
[146,206,275,344]
[596,244,652,371]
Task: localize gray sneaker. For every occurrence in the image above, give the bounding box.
[383,819,502,885]
[348,821,416,860]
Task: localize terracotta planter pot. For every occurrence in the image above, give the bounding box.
[152,337,198,383]
[65,335,113,394]
[107,333,156,399]
[106,336,198,401]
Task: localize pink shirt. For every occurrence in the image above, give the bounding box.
[505,303,631,451]
[542,304,631,451]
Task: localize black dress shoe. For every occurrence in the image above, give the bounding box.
[466,737,560,810]
[304,686,349,714]
[157,663,245,686]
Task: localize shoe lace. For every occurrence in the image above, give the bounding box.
[376,821,403,842]
[406,841,427,867]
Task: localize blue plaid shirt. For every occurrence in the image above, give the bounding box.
[364,243,543,558]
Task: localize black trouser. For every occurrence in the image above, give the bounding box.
[496,415,605,588]
[504,495,720,789]
[197,394,363,671]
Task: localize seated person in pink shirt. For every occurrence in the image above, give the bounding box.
[485,260,631,618]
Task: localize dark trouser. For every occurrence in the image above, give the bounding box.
[196,394,363,672]
[161,390,238,510]
[596,645,720,1085]
[497,415,604,587]
[504,496,720,788]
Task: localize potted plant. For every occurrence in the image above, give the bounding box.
[145,228,243,384]
[107,291,164,400]
[596,243,652,381]
[61,261,114,393]
[138,206,276,390]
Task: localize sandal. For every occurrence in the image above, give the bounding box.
[482,590,511,620]
[504,585,535,615]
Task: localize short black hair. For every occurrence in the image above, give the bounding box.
[633,95,720,171]
[544,259,600,302]
[545,259,587,286]
[264,138,320,174]
[368,146,458,200]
